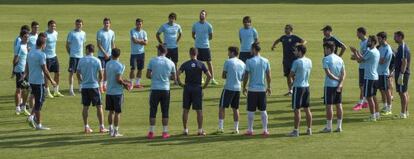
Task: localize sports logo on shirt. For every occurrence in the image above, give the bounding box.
[191,63,196,68]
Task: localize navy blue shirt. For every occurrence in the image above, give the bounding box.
[395,43,411,75]
[323,36,345,55]
[180,59,208,86]
[279,35,303,62]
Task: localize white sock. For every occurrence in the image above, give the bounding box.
[115,126,119,131]
[375,112,380,119]
[218,119,224,129]
[54,85,59,93]
[163,126,168,132]
[326,120,332,129]
[247,111,255,132]
[363,97,367,103]
[46,87,51,94]
[383,103,387,108]
[149,125,155,132]
[359,99,364,104]
[38,123,42,128]
[337,119,342,129]
[198,128,203,133]
[261,111,268,132]
[100,124,105,128]
[388,104,392,110]
[371,114,376,118]
[16,106,21,112]
[136,78,141,85]
[69,84,74,92]
[234,121,239,131]
[109,124,113,130]
[184,128,188,133]
[85,124,90,128]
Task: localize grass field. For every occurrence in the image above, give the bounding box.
[0,1,413,159]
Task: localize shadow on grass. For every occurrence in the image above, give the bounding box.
[0,0,412,5]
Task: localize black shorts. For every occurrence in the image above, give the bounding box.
[81,88,102,106]
[46,56,60,73]
[247,91,267,111]
[363,79,377,97]
[105,94,124,113]
[395,73,410,93]
[196,48,211,62]
[292,87,310,109]
[183,85,203,110]
[324,87,342,105]
[30,84,45,112]
[130,54,145,70]
[359,69,365,87]
[219,89,240,109]
[98,56,111,69]
[149,90,170,118]
[239,52,253,63]
[166,48,178,63]
[14,72,26,89]
[283,60,294,77]
[377,75,389,91]
[68,57,80,73]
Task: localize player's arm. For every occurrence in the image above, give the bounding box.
[338,43,347,57]
[336,67,346,92]
[146,69,152,79]
[242,71,249,96]
[324,68,340,81]
[265,69,272,95]
[208,33,213,41]
[176,70,184,87]
[97,39,108,59]
[288,70,295,88]
[350,46,363,62]
[98,69,103,86]
[137,39,148,45]
[401,58,408,74]
[192,31,196,40]
[271,38,281,51]
[66,41,71,55]
[297,39,307,46]
[41,64,56,86]
[76,71,82,83]
[156,32,163,44]
[203,70,212,89]
[222,71,227,79]
[116,74,130,90]
[177,32,182,43]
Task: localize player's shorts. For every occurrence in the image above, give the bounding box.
[359,69,365,87]
[166,48,178,63]
[283,59,295,77]
[30,84,45,112]
[219,89,240,109]
[292,87,310,109]
[46,56,60,73]
[105,94,124,113]
[395,73,410,93]
[183,85,203,110]
[239,52,253,63]
[196,48,211,62]
[130,53,145,70]
[68,57,80,73]
[247,91,267,111]
[14,72,26,89]
[377,75,389,91]
[149,90,170,118]
[363,79,377,97]
[81,88,102,107]
[323,87,342,105]
[98,56,111,69]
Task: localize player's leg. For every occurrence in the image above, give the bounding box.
[217,89,227,133]
[14,88,22,115]
[68,58,76,96]
[304,107,312,135]
[245,91,256,135]
[182,86,191,135]
[335,103,343,132]
[258,92,269,136]
[81,88,92,133]
[354,69,367,110]
[160,90,170,138]
[289,87,300,137]
[283,63,293,96]
[148,90,159,139]
[195,87,205,136]
[231,91,240,134]
[135,54,145,88]
[112,95,123,137]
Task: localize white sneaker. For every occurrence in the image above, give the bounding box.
[15,107,21,115]
[111,130,123,137]
[400,113,407,119]
[36,125,50,130]
[69,91,76,96]
[27,116,36,128]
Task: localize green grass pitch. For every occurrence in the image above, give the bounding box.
[0,1,413,158]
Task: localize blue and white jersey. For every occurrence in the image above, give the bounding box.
[359,39,368,69]
[13,36,21,55]
[45,30,58,58]
[245,55,270,92]
[377,44,393,76]
[96,28,115,57]
[223,57,246,91]
[77,55,102,89]
[239,27,258,52]
[363,47,380,80]
[323,53,345,87]
[130,28,147,54]
[157,23,182,49]
[105,60,125,95]
[27,49,46,84]
[192,21,213,48]
[291,57,312,87]
[147,56,176,90]
[28,33,38,51]
[14,44,28,73]
[67,30,86,58]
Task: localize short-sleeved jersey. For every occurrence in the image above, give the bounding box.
[279,35,303,61]
[291,57,312,87]
[179,59,208,86]
[44,30,58,58]
[395,43,411,75]
[130,28,147,54]
[363,48,380,80]
[223,57,246,91]
[28,49,46,84]
[323,36,345,55]
[77,55,102,88]
[245,55,271,92]
[323,53,345,87]
[14,44,28,73]
[157,23,182,49]
[239,27,258,52]
[96,28,115,57]
[67,30,86,58]
[148,56,176,90]
[377,44,393,76]
[105,60,125,95]
[192,21,213,48]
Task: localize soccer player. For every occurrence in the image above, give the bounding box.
[156,12,182,82]
[97,17,116,92]
[13,30,30,116]
[13,25,30,55]
[239,16,258,63]
[352,27,369,111]
[242,42,271,137]
[67,19,86,96]
[350,35,380,121]
[393,31,411,119]
[217,46,245,134]
[376,32,393,115]
[146,44,176,139]
[26,33,57,130]
[76,44,108,134]
[271,24,306,96]
[192,10,218,85]
[105,48,130,137]
[129,18,148,88]
[320,42,346,133]
[177,47,211,136]
[321,25,347,57]
[288,45,313,137]
[28,21,39,51]
[44,20,63,98]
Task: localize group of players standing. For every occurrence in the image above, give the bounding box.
[12,10,410,138]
